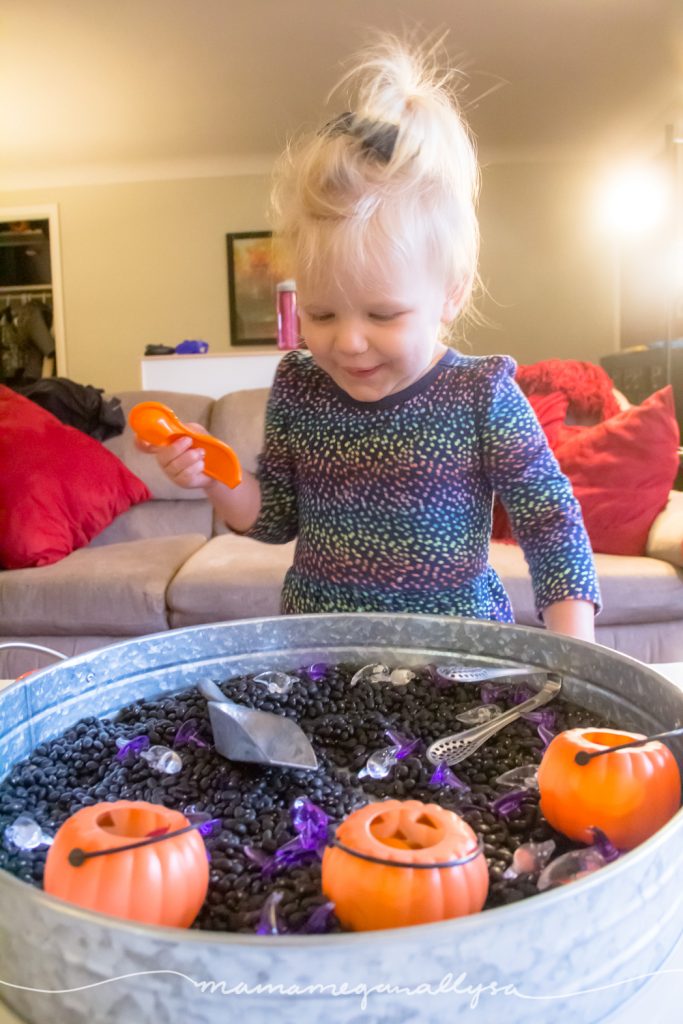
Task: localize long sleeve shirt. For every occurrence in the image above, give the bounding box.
[244,348,601,621]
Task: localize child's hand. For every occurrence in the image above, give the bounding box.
[135,422,212,490]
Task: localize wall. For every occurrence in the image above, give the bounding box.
[0,159,617,392]
[1,175,271,392]
[474,158,616,365]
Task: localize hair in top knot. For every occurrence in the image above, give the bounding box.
[270,34,480,325]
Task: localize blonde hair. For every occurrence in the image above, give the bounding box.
[270,35,480,324]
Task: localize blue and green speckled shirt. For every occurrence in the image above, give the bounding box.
[245,348,601,622]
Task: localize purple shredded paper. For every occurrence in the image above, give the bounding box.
[429,761,471,791]
[537,723,556,749]
[300,902,336,934]
[197,818,222,838]
[588,826,621,863]
[244,845,272,868]
[115,735,150,762]
[481,682,534,705]
[173,719,209,749]
[491,788,534,818]
[385,729,421,760]
[291,797,329,850]
[247,798,330,878]
[522,709,557,729]
[303,662,328,682]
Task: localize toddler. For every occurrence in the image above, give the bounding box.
[145,38,600,642]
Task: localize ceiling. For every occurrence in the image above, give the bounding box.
[1,0,681,188]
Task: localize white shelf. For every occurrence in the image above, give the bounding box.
[140,350,286,398]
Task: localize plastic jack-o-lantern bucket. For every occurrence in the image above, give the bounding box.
[321,799,488,931]
[538,728,682,850]
[44,800,210,927]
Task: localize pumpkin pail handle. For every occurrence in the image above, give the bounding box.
[574,726,683,764]
[68,818,220,866]
[330,836,484,869]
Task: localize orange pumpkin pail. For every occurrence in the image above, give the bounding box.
[538,728,681,850]
[321,799,488,931]
[44,800,209,927]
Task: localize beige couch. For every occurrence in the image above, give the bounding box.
[2,388,682,677]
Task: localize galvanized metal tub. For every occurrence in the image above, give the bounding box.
[0,614,682,1024]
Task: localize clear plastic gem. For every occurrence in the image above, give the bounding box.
[456,703,504,725]
[495,764,539,791]
[253,671,297,695]
[389,668,416,687]
[4,815,52,851]
[140,745,183,775]
[350,664,391,687]
[183,806,211,825]
[358,746,398,779]
[537,848,607,891]
[503,839,556,879]
[256,890,287,935]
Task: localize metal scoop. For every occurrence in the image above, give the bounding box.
[427,674,562,767]
[198,679,318,770]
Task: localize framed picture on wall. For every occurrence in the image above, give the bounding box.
[226,231,278,346]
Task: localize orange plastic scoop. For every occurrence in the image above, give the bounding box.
[128,401,242,489]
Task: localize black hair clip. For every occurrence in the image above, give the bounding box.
[321,111,399,165]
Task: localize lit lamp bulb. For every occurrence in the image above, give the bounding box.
[597,164,670,237]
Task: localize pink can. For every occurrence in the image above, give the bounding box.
[276,280,300,350]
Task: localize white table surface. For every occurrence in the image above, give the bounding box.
[0,665,682,1024]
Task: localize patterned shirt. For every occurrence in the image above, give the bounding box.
[245,349,601,621]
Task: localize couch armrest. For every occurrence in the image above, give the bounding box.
[646,490,683,568]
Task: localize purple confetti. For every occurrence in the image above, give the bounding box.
[429,761,471,791]
[114,735,150,762]
[385,729,421,760]
[491,789,535,818]
[173,719,209,749]
[588,826,621,863]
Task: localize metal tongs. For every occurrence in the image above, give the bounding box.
[198,679,318,771]
[427,671,562,766]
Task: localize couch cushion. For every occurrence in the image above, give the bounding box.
[209,388,268,475]
[168,534,295,626]
[0,535,206,635]
[489,541,683,626]
[169,535,683,630]
[105,391,214,500]
[89,499,212,546]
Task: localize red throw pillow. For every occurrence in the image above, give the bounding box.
[553,386,679,556]
[515,359,621,422]
[0,386,151,569]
